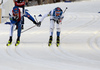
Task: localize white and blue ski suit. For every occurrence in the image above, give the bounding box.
[5,6,37,39]
[39,7,64,37]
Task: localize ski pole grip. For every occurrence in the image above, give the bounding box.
[2,16,9,18]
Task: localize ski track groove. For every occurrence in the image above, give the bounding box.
[57,14,100,64]
[4,14,100,65]
[1,12,100,70]
[61,14,97,41]
[87,14,100,53]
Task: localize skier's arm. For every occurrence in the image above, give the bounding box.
[37,11,51,27]
[9,11,18,24]
[39,11,50,22]
[10,17,18,24]
[59,15,64,21]
[57,15,64,24]
[24,11,38,25]
[35,13,49,27]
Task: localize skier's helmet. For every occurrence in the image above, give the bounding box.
[12,6,19,16]
[55,7,63,16]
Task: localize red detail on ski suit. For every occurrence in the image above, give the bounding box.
[12,9,21,22]
[15,2,25,6]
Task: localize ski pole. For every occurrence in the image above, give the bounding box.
[21,25,36,33]
[63,7,68,13]
[2,16,9,18]
[21,15,38,33]
[34,15,38,22]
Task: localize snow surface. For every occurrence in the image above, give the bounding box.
[0,1,100,70]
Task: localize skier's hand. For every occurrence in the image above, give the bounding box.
[57,16,64,24]
[36,21,41,27]
[57,19,62,24]
[5,22,11,25]
[13,16,19,21]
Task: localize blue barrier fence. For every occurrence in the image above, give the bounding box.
[65,1,71,2]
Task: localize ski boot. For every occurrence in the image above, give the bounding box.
[48,36,53,46]
[6,36,12,46]
[15,40,20,46]
[56,36,60,47]
[15,37,20,46]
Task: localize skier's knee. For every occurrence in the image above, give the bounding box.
[50,28,54,32]
[57,28,61,32]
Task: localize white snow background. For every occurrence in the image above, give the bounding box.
[0,0,100,70]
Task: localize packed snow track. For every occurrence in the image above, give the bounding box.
[0,1,100,70]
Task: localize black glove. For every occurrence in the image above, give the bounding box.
[36,21,41,27]
[13,16,19,21]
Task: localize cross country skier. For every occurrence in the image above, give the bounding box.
[6,6,39,46]
[13,0,26,29]
[38,7,64,47]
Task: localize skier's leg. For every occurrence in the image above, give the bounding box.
[15,22,21,46]
[56,22,61,47]
[48,20,55,46]
[15,36,20,46]
[56,23,61,37]
[7,24,15,46]
[50,20,55,36]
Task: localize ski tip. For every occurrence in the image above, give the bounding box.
[48,43,52,47]
[6,44,10,46]
[15,41,20,46]
[6,43,12,46]
[15,43,19,46]
[48,44,51,47]
[56,44,60,47]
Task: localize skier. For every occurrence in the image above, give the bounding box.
[6,6,39,46]
[38,7,64,47]
[13,0,26,29]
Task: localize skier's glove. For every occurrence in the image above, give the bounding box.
[13,15,19,21]
[57,16,64,24]
[5,22,11,25]
[36,21,41,27]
